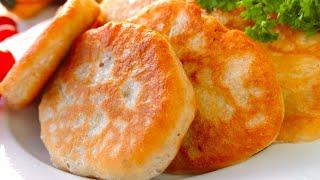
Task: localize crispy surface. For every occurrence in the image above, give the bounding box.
[130,0,284,173]
[100,0,155,21]
[0,0,100,109]
[212,9,320,142]
[39,22,195,179]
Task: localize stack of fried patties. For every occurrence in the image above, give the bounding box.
[210,6,320,143]
[0,0,284,179]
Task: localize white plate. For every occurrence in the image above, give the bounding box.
[1,6,320,180]
[1,103,320,180]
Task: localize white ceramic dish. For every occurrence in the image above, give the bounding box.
[1,104,320,180]
[1,6,320,180]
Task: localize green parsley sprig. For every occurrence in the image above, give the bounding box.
[196,0,320,42]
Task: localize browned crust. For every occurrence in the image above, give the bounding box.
[39,21,195,179]
[129,0,284,173]
[211,7,320,143]
[0,0,100,109]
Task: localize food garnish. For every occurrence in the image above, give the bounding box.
[0,16,17,42]
[197,0,320,42]
[0,50,15,82]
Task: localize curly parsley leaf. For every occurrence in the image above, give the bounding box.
[278,0,320,35]
[245,20,278,42]
[196,0,239,12]
[196,0,320,42]
[240,0,282,42]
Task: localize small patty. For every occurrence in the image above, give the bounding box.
[0,0,100,109]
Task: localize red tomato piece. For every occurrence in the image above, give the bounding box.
[0,24,17,42]
[0,16,17,27]
[0,50,15,82]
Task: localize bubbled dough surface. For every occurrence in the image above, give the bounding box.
[212,8,320,142]
[130,0,284,173]
[39,22,195,179]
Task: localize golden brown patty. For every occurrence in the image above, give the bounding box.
[129,0,284,173]
[39,21,195,179]
[0,0,100,109]
[212,9,320,143]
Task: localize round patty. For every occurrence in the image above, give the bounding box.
[130,0,284,173]
[39,21,195,179]
[212,8,320,142]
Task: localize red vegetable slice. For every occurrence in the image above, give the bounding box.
[0,24,17,41]
[0,50,15,82]
[0,16,17,27]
